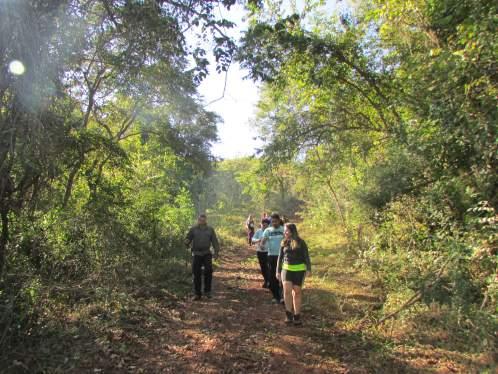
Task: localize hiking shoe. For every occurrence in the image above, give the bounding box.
[271,298,279,304]
[285,311,293,325]
[280,298,285,305]
[293,314,303,326]
[205,292,212,299]
[193,295,202,301]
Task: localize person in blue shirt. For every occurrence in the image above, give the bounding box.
[262,213,285,303]
[252,218,271,288]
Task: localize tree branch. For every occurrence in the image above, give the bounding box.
[205,62,231,107]
[375,255,454,325]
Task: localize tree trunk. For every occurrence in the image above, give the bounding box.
[0,205,9,277]
[277,177,286,207]
[63,164,80,208]
[325,178,347,230]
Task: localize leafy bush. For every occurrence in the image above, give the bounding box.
[360,194,496,329]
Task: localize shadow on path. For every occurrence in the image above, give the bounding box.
[130,245,420,374]
[0,246,425,373]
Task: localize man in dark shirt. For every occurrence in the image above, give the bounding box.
[185,214,220,300]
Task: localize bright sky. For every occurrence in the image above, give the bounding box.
[198,1,346,160]
[200,63,262,160]
[197,5,261,160]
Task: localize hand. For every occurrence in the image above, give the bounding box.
[276,273,281,281]
[306,271,311,278]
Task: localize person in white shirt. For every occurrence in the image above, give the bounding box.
[252,218,271,288]
[261,213,285,303]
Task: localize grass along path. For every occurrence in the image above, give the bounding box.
[3,235,493,373]
[129,238,490,373]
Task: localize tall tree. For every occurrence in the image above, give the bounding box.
[0,0,238,275]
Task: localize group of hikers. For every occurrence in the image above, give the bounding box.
[185,212,311,326]
[247,213,311,325]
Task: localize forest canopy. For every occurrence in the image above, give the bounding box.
[235,0,497,345]
[0,0,496,371]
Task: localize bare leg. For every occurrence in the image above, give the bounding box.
[283,281,294,312]
[292,285,302,315]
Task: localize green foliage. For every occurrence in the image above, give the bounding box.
[198,157,303,221]
[0,0,496,367]
[0,0,239,361]
[239,0,497,351]
[358,195,497,351]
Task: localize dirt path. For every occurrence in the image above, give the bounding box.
[131,245,332,373]
[100,245,411,374]
[6,243,482,373]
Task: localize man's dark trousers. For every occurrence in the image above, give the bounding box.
[268,255,281,300]
[192,253,213,296]
[257,251,269,286]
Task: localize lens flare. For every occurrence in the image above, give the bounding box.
[8,60,25,75]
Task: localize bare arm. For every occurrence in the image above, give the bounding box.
[261,228,269,245]
[277,245,284,273]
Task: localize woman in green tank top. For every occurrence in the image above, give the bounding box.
[276,223,311,325]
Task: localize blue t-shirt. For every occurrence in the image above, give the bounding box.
[263,225,284,256]
[252,229,268,252]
